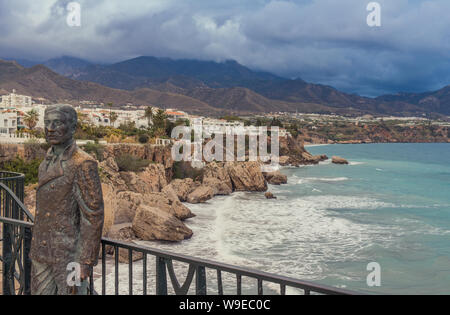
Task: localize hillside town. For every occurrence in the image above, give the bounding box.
[0,89,294,144]
[0,89,448,146]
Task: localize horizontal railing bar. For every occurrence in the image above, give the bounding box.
[101,238,358,295]
[0,216,34,228]
[0,182,34,222]
[0,172,25,181]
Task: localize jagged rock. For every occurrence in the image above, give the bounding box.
[265,192,277,199]
[279,136,325,165]
[113,191,142,224]
[102,183,116,236]
[315,154,328,162]
[161,185,196,220]
[102,156,119,172]
[226,162,268,192]
[278,156,290,166]
[107,223,137,241]
[203,162,233,190]
[187,185,215,204]
[120,163,167,194]
[113,189,195,224]
[99,157,128,191]
[263,171,288,185]
[202,177,232,196]
[332,156,349,165]
[169,178,200,201]
[132,206,193,242]
[106,223,143,263]
[102,144,174,180]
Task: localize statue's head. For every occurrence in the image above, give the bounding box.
[44,104,77,146]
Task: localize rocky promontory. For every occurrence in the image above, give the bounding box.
[19,135,319,254]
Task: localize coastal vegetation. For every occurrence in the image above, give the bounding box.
[115,154,151,172]
[0,156,42,185]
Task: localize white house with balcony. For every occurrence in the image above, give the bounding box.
[0,109,18,136]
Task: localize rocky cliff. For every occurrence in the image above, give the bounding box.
[17,137,313,260]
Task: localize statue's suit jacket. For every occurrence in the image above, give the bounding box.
[30,143,104,267]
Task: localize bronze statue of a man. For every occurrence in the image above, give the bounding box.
[30,104,104,295]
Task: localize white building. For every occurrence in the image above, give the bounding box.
[165,110,190,122]
[77,107,152,128]
[1,89,32,107]
[0,109,18,136]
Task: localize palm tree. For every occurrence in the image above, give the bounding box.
[23,109,39,130]
[106,102,113,124]
[144,106,154,127]
[109,111,119,127]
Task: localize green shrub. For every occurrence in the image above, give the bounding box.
[115,154,150,172]
[172,161,204,181]
[82,142,105,161]
[138,134,149,144]
[1,157,42,185]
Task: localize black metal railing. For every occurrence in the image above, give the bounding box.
[0,172,34,295]
[100,238,357,295]
[0,171,357,296]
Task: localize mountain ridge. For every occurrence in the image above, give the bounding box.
[2,56,449,116]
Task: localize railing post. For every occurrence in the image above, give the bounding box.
[2,223,13,295]
[196,266,207,295]
[23,226,32,295]
[156,256,167,295]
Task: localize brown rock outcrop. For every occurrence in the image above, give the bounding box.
[265,192,277,199]
[202,177,232,196]
[169,178,200,202]
[226,162,267,192]
[203,162,233,190]
[132,206,193,242]
[263,171,288,185]
[102,183,116,236]
[112,191,143,224]
[120,163,167,194]
[278,156,290,166]
[113,190,195,224]
[106,223,143,263]
[102,144,174,180]
[332,156,349,165]
[161,185,196,220]
[99,157,128,191]
[107,223,137,241]
[187,185,215,204]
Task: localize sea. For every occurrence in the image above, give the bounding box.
[98,143,450,295]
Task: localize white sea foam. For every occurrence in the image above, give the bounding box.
[298,177,350,184]
[349,161,365,165]
[96,188,450,294]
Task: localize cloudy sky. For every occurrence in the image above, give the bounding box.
[0,0,449,96]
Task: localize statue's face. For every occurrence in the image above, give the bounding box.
[44,111,74,145]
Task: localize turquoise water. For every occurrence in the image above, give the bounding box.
[135,143,450,295]
[301,143,450,294]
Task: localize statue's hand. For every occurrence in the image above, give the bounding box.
[80,264,92,281]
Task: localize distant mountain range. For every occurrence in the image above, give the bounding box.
[1,56,449,117]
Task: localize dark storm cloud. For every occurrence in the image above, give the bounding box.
[0,0,449,96]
